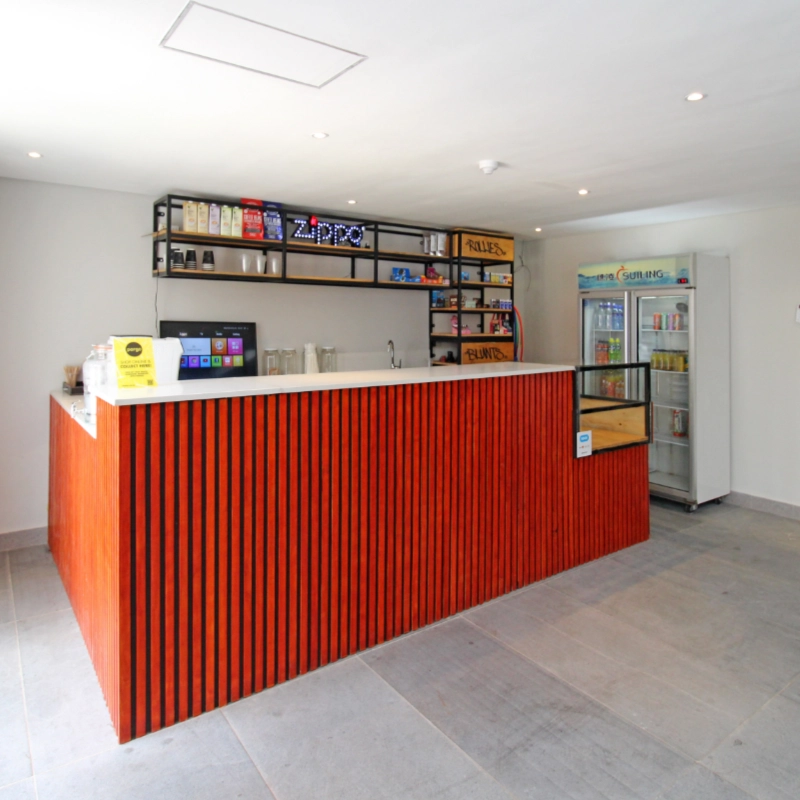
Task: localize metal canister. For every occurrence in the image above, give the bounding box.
[672,409,688,437]
[653,313,662,330]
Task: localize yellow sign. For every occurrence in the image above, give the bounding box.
[112,337,157,388]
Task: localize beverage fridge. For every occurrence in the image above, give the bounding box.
[578,254,730,510]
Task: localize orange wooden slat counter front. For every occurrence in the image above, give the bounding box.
[49,370,649,742]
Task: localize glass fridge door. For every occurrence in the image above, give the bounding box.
[637,293,691,493]
[581,294,628,399]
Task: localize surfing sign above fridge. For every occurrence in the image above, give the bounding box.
[578,255,693,290]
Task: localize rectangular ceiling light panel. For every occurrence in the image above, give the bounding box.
[161,2,367,88]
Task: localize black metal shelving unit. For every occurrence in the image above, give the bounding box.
[428,230,516,366]
[152,195,518,366]
[153,193,457,289]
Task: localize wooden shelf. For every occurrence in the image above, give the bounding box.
[154,230,451,263]
[155,230,281,250]
[460,281,513,288]
[376,281,442,290]
[430,333,513,339]
[583,429,650,451]
[157,268,281,279]
[286,275,373,284]
[430,307,512,313]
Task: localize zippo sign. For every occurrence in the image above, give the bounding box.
[291,216,365,248]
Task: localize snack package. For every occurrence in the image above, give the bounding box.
[241,198,264,239]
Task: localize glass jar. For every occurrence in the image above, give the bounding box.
[304,343,319,374]
[82,344,112,423]
[263,348,280,376]
[320,346,337,373]
[279,348,297,375]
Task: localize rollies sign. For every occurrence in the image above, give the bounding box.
[291,215,366,248]
[452,231,515,262]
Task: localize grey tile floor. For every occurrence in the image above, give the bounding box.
[2,499,799,799]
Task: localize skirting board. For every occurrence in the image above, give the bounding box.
[0,526,48,552]
[727,491,800,522]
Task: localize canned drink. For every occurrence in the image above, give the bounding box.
[653,313,661,330]
[672,409,688,437]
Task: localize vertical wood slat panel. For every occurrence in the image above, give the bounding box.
[52,370,650,744]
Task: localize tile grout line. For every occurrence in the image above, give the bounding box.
[356,653,523,800]
[698,668,800,767]
[524,580,764,722]
[619,534,800,629]
[536,586,764,719]
[461,610,774,799]
[458,614,701,763]
[540,564,800,724]
[650,762,759,800]
[218,708,282,800]
[8,554,40,800]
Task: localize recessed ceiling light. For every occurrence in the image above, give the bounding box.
[347,200,357,204]
[685,92,706,102]
[312,132,329,139]
[578,188,590,196]
[27,151,42,159]
[534,227,542,232]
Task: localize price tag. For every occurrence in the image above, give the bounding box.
[576,430,592,458]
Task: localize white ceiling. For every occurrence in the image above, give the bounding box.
[2,0,800,237]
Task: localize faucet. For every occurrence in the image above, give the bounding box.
[387,340,402,369]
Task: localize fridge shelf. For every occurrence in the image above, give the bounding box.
[653,400,688,411]
[649,470,689,492]
[651,369,688,375]
[640,327,689,333]
[653,434,689,447]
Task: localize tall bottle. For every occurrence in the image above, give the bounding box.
[82,344,112,423]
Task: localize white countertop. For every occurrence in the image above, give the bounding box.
[91,362,573,407]
[51,391,97,437]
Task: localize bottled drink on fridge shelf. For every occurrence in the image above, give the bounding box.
[597,302,607,329]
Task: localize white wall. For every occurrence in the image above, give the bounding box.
[0,178,429,536]
[522,205,800,508]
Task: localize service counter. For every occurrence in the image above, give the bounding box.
[49,363,650,742]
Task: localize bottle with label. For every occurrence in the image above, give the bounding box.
[82,344,112,423]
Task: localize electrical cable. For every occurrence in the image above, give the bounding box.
[514,249,532,293]
[154,273,160,337]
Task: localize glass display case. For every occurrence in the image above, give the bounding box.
[574,363,651,456]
